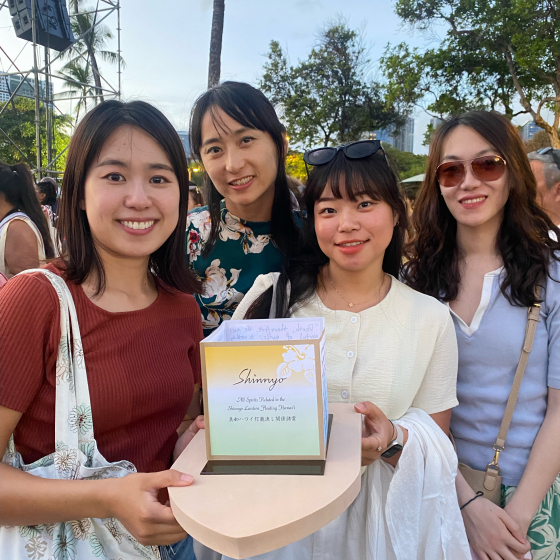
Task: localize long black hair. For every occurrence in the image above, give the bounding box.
[37,177,59,209]
[56,100,201,295]
[189,81,300,258]
[0,162,55,258]
[246,149,409,319]
[403,111,560,307]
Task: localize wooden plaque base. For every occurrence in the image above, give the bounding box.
[169,403,362,559]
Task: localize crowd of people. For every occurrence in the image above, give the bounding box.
[0,81,559,560]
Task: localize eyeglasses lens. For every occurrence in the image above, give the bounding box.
[437,162,465,187]
[438,156,505,187]
[345,142,378,159]
[471,156,506,181]
[307,148,336,165]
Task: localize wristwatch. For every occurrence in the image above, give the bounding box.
[381,422,404,458]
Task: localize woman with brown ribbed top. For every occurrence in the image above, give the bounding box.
[0,101,203,559]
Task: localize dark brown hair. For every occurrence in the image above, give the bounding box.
[188,181,205,207]
[0,162,55,258]
[246,149,409,319]
[403,111,560,307]
[56,100,201,294]
[189,81,300,258]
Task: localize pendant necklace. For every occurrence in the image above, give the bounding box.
[329,274,386,308]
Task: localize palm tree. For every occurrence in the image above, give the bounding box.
[61,1,124,103]
[208,0,225,89]
[57,61,97,123]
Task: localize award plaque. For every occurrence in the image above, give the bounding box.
[200,318,329,471]
[167,318,362,558]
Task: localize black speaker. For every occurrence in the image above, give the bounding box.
[11,0,75,52]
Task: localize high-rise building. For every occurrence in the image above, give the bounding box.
[176,130,193,162]
[430,117,444,130]
[364,117,415,153]
[520,120,543,143]
[0,71,54,108]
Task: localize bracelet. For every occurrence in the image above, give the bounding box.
[460,491,484,511]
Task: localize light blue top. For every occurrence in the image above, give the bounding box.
[449,259,560,486]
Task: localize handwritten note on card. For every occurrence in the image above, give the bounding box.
[222,318,324,342]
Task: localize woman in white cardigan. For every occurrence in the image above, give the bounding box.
[195,141,470,560]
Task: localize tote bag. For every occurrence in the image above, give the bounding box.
[0,269,160,560]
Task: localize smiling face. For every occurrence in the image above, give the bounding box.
[314,181,397,273]
[82,125,180,262]
[199,107,279,221]
[439,125,509,231]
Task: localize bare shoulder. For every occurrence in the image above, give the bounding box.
[5,219,38,243]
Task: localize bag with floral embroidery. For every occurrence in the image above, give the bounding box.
[0,269,160,560]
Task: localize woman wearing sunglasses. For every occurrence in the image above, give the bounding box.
[195,140,471,559]
[186,82,301,336]
[404,111,560,560]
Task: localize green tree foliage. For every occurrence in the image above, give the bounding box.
[260,20,403,148]
[382,0,560,148]
[59,0,124,108]
[0,98,71,171]
[385,147,427,180]
[286,152,307,182]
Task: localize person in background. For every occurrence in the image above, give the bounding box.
[36,176,59,225]
[186,81,301,335]
[188,181,204,211]
[0,162,55,277]
[404,111,560,560]
[528,148,560,227]
[1,100,204,560]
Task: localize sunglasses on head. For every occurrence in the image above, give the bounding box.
[537,147,560,171]
[436,155,507,188]
[303,140,384,166]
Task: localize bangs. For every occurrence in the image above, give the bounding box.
[190,81,283,159]
[207,96,263,136]
[306,150,390,204]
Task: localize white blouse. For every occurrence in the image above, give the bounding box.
[232,273,459,419]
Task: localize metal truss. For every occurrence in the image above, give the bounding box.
[0,0,121,177]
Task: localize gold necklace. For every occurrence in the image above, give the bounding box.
[329,274,386,308]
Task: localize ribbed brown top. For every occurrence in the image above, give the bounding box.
[0,263,202,473]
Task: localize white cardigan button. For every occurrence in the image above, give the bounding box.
[341,390,349,398]
[351,316,358,323]
[347,351,354,358]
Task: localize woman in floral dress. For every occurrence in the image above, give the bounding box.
[186,81,301,335]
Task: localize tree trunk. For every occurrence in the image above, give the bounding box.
[73,0,104,103]
[208,0,225,89]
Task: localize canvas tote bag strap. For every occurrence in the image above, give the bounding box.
[484,286,543,491]
[18,269,95,450]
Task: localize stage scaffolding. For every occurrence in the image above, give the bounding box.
[0,0,121,178]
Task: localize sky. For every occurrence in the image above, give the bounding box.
[0,0,537,155]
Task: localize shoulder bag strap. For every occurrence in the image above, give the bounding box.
[485,286,542,484]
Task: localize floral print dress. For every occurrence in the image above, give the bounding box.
[186,203,300,336]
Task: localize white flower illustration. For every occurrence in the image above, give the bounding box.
[69,518,91,541]
[188,210,212,242]
[277,345,316,384]
[68,404,93,435]
[25,535,47,559]
[104,518,123,544]
[219,212,271,254]
[201,260,242,305]
[54,448,78,477]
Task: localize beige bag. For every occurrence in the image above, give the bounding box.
[457,291,542,505]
